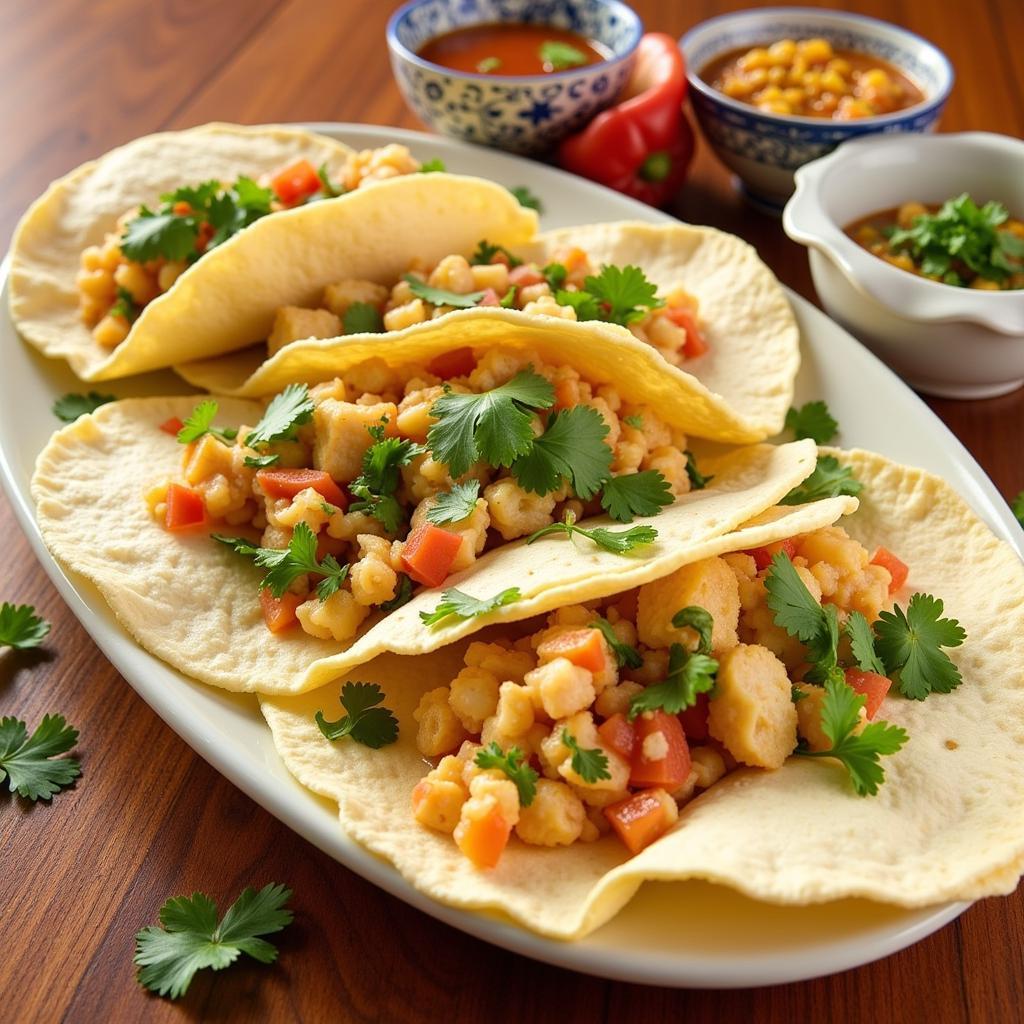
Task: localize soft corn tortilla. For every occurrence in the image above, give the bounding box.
[260,448,1024,939]
[30,391,816,694]
[9,123,355,381]
[177,220,798,444]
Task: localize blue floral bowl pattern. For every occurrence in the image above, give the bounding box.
[387,0,643,154]
[680,8,954,211]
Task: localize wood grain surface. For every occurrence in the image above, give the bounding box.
[1,1,1022,1020]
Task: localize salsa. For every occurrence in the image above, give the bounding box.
[702,38,924,119]
[418,23,609,76]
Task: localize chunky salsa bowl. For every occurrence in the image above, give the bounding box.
[680,8,953,212]
[387,0,643,154]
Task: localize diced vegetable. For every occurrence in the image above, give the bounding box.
[604,788,676,855]
[678,691,710,742]
[537,628,608,674]
[454,803,512,869]
[477,288,501,307]
[164,483,205,531]
[745,538,796,571]
[665,308,708,359]
[270,159,321,206]
[428,346,476,379]
[260,589,303,634]
[401,523,463,588]
[629,710,691,789]
[256,468,347,509]
[508,265,544,287]
[844,668,892,720]
[597,713,637,761]
[871,546,909,593]
[316,531,347,562]
[159,416,184,436]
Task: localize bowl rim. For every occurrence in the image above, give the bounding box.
[679,6,954,129]
[386,0,644,84]
[782,131,1024,335]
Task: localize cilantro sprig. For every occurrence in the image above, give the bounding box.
[109,286,140,323]
[556,265,662,327]
[590,617,643,669]
[600,470,673,522]
[673,606,714,655]
[52,391,116,423]
[509,185,542,212]
[561,730,611,783]
[342,302,384,334]
[243,384,314,449]
[404,274,485,309]
[684,450,713,490]
[527,511,658,555]
[785,401,838,445]
[475,742,537,805]
[781,455,863,506]
[425,480,481,526]
[0,714,80,800]
[255,522,349,601]
[471,240,522,267]
[134,883,293,1000]
[0,602,51,649]
[629,642,718,719]
[511,406,611,500]
[315,682,398,749]
[875,594,965,700]
[419,587,521,627]
[380,573,414,612]
[349,423,424,532]
[176,399,238,445]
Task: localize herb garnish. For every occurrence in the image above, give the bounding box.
[255,522,349,601]
[785,401,839,444]
[471,239,522,267]
[509,185,542,212]
[600,470,673,522]
[590,617,643,669]
[477,56,502,73]
[52,391,116,423]
[349,423,425,532]
[109,286,140,323]
[629,642,718,718]
[561,729,611,783]
[419,587,521,626]
[425,480,481,526]
[0,603,50,649]
[780,455,863,505]
[243,384,315,449]
[875,594,966,700]
[316,682,399,748]
[405,274,485,309]
[684,450,713,490]
[342,301,385,334]
[176,399,238,445]
[511,406,612,500]
[0,714,80,800]
[527,511,657,555]
[539,40,588,71]
[380,573,414,612]
[419,158,447,173]
[475,743,537,805]
[556,265,662,327]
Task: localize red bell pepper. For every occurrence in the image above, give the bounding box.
[558,33,694,207]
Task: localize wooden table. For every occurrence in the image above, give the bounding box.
[2,1,1022,1020]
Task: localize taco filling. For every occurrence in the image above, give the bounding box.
[76,144,426,350]
[151,346,703,643]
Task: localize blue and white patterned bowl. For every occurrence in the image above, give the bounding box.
[387,0,643,155]
[680,8,954,213]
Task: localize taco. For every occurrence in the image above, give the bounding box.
[8,123,439,381]
[31,335,819,694]
[259,449,1024,939]
[174,205,798,443]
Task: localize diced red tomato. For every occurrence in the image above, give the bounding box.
[665,307,708,359]
[428,346,476,379]
[745,537,797,571]
[255,468,347,510]
[401,524,462,588]
[630,711,691,790]
[597,713,637,762]
[844,668,892,720]
[477,288,500,307]
[270,159,321,206]
[172,201,193,216]
[164,483,205,531]
[678,692,710,743]
[509,265,544,287]
[536,628,608,674]
[605,789,675,856]
[454,804,512,869]
[260,589,303,634]
[159,416,184,436]
[870,546,909,593]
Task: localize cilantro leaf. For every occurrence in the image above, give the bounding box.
[211,534,262,558]
[561,729,611,783]
[315,681,398,748]
[426,480,480,526]
[764,551,827,642]
[543,262,567,289]
[177,399,237,445]
[0,714,80,800]
[109,286,140,323]
[846,611,886,675]
[243,453,279,468]
[796,678,907,796]
[349,424,424,533]
[419,587,521,627]
[419,158,446,173]
[380,573,414,612]
[875,593,966,700]
[255,522,349,601]
[427,368,554,478]
[781,455,863,506]
[785,401,839,444]
[628,644,718,718]
[0,603,50,649]
[590,616,643,669]
[672,606,713,655]
[342,302,384,334]
[315,162,345,198]
[52,391,116,423]
[1011,491,1024,529]
[134,883,292,999]
[622,413,643,429]
[511,405,612,499]
[560,265,663,327]
[243,384,314,449]
[121,208,199,262]
[600,470,673,522]
[509,185,542,212]
[539,40,588,71]
[405,274,485,309]
[527,513,657,555]
[684,450,713,490]
[554,288,602,321]
[471,239,521,267]
[474,742,537,805]
[499,286,517,308]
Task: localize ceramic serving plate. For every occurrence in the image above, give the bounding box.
[3,124,1020,989]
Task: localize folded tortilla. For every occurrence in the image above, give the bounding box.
[259,449,1024,938]
[177,219,798,444]
[9,123,357,382]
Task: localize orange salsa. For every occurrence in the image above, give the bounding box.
[702,37,924,119]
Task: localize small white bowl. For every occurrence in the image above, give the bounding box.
[783,132,1024,399]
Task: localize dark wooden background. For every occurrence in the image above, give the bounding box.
[1,1,1022,1020]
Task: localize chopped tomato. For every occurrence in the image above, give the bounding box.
[630,711,691,790]
[678,692,710,742]
[454,804,512,869]
[171,201,193,216]
[260,589,303,634]
[745,537,797,571]
[536,628,608,674]
[559,247,589,274]
[508,265,544,287]
[844,668,892,720]
[402,524,462,588]
[164,483,205,531]
[255,468,347,510]
[270,159,321,206]
[428,346,476,379]
[477,288,500,307]
[870,546,909,593]
[665,307,708,359]
[159,416,184,436]
[605,789,675,855]
[597,713,637,761]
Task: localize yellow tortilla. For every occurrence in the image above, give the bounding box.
[30,391,817,695]
[260,449,1024,939]
[177,220,798,444]
[9,123,354,381]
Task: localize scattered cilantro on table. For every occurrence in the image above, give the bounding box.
[780,455,863,505]
[590,617,643,669]
[419,587,521,627]
[0,714,80,800]
[316,682,398,749]
[556,265,662,328]
[52,391,116,423]
[0,602,50,649]
[561,730,611,783]
[133,883,293,1000]
[425,480,481,526]
[475,743,537,805]
[785,401,838,444]
[349,423,424,532]
[404,274,485,309]
[509,185,543,212]
[538,40,588,71]
[255,522,349,601]
[527,512,657,555]
[629,642,718,718]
